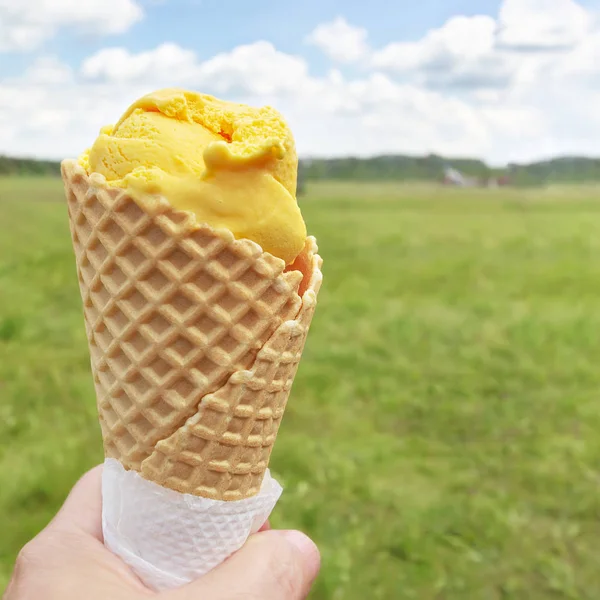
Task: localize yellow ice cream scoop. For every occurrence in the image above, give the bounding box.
[79,88,306,264]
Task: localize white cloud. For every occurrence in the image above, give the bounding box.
[196,41,308,96]
[73,41,519,161]
[554,31,600,83]
[82,43,198,83]
[497,0,591,50]
[0,0,143,52]
[305,17,369,63]
[0,51,542,165]
[373,16,497,71]
[81,41,308,97]
[3,0,600,165]
[372,16,517,89]
[25,56,74,84]
[370,0,600,96]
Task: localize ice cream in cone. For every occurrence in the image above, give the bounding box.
[63,89,322,502]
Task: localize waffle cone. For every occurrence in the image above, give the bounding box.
[62,159,322,500]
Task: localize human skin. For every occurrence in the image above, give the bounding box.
[3,466,321,600]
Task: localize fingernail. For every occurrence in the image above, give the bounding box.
[281,530,321,570]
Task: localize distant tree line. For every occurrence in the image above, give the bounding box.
[5,153,600,186]
[300,154,491,183]
[506,157,600,186]
[299,154,600,186]
[0,155,61,177]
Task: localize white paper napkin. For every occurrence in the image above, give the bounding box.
[101,458,283,591]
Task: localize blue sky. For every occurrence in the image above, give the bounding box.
[131,0,502,57]
[3,0,506,77]
[2,0,600,162]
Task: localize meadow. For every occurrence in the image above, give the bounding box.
[3,177,600,598]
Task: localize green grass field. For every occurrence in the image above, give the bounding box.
[3,178,600,598]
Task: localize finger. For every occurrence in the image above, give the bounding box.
[172,530,320,600]
[258,519,271,532]
[49,465,104,540]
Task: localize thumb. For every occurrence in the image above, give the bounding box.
[170,530,320,600]
[47,465,103,540]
